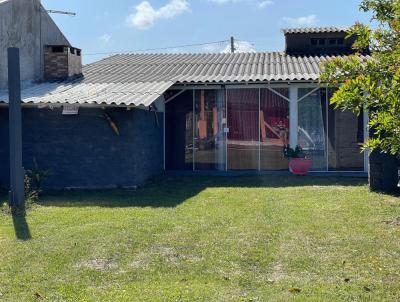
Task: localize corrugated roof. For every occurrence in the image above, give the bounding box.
[282,27,349,34]
[0,81,174,106]
[83,52,354,84]
[0,51,370,106]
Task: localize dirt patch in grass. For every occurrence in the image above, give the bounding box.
[76,259,118,271]
[129,253,150,269]
[383,217,400,226]
[129,245,203,269]
[269,262,286,282]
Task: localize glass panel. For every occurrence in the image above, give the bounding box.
[298,88,327,171]
[260,88,290,170]
[165,90,194,170]
[327,89,364,171]
[227,89,259,170]
[185,109,194,169]
[194,90,226,170]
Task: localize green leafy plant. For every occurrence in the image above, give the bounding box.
[320,0,400,158]
[24,174,39,207]
[283,145,305,159]
[25,158,51,194]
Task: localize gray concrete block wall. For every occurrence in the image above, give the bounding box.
[0,107,164,189]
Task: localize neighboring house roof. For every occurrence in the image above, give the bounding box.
[282,27,349,34]
[0,50,370,107]
[0,81,173,106]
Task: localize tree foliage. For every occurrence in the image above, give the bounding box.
[320,0,400,157]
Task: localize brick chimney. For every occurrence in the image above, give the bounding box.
[44,45,82,80]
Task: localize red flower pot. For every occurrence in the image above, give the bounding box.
[289,158,312,176]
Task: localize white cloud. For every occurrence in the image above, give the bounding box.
[126,0,189,30]
[283,14,319,27]
[258,0,273,8]
[99,34,111,44]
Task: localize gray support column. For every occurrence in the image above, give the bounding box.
[216,89,226,171]
[8,48,25,209]
[289,85,298,148]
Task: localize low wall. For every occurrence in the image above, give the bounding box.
[0,107,164,189]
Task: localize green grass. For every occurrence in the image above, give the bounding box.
[0,176,399,301]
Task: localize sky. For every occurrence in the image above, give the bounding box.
[41,0,373,64]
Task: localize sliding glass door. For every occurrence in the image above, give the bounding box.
[260,88,290,170]
[297,88,365,171]
[326,89,364,171]
[165,90,194,170]
[298,88,327,171]
[194,90,226,170]
[226,89,259,170]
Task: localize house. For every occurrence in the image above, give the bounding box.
[0,0,72,89]
[0,1,371,188]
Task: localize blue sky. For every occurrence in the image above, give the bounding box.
[42,0,372,64]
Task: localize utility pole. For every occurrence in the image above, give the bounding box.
[8,48,25,213]
[230,36,235,53]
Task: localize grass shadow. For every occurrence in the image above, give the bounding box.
[37,175,370,209]
[0,192,32,241]
[12,213,32,241]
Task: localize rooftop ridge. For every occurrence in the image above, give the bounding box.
[83,52,351,67]
[282,26,350,34]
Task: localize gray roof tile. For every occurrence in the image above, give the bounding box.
[282,27,349,34]
[82,52,364,84]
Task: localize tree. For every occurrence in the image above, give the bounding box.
[321,0,399,191]
[320,0,400,157]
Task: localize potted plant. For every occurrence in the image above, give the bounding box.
[283,145,312,176]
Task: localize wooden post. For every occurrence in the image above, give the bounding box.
[8,48,25,211]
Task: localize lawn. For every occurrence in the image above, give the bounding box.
[0,176,399,301]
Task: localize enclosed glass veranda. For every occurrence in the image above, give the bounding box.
[165,85,368,172]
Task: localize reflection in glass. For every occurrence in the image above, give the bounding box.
[260,88,290,170]
[298,88,327,171]
[194,90,226,170]
[227,89,259,170]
